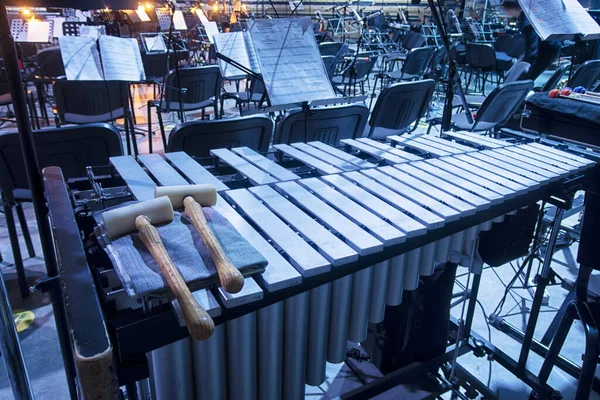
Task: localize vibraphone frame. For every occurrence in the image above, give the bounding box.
[42,133,598,399]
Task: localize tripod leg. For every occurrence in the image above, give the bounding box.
[15,204,34,258]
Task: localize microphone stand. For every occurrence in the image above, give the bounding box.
[427,0,473,131]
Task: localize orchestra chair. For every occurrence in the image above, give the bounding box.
[465,43,512,94]
[319,41,344,56]
[148,65,223,152]
[568,60,600,91]
[0,63,40,130]
[273,103,369,145]
[538,62,571,92]
[366,79,435,140]
[220,77,266,118]
[167,115,273,158]
[452,61,530,109]
[53,80,138,156]
[333,56,378,96]
[373,47,434,96]
[34,46,65,126]
[429,80,534,134]
[0,123,123,298]
[383,31,427,67]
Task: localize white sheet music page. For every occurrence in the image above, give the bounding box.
[99,35,146,81]
[59,36,103,80]
[173,10,187,30]
[204,21,220,44]
[195,9,210,25]
[27,20,51,42]
[248,17,335,106]
[519,0,600,40]
[144,35,167,53]
[214,32,260,78]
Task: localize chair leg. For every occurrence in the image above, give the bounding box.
[3,200,29,298]
[157,107,167,151]
[123,118,132,156]
[129,85,137,125]
[126,117,138,157]
[15,203,34,258]
[147,101,153,154]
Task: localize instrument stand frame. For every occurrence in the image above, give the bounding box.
[427,0,472,131]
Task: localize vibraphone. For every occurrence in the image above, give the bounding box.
[43,131,597,399]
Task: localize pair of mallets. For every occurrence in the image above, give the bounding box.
[102,185,244,340]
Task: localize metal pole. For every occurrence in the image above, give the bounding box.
[0,271,34,400]
[0,6,78,399]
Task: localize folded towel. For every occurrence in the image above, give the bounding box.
[96,205,267,297]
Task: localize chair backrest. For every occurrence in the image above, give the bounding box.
[450,41,468,65]
[321,55,337,79]
[402,47,434,77]
[319,42,343,56]
[494,35,511,53]
[273,103,369,145]
[466,43,496,69]
[36,46,65,78]
[569,60,600,90]
[167,115,274,158]
[343,57,376,81]
[541,63,571,91]
[368,79,435,139]
[141,52,174,81]
[53,80,129,124]
[162,66,222,112]
[401,31,425,50]
[474,80,534,131]
[504,37,525,59]
[0,123,123,201]
[425,46,446,79]
[504,61,530,83]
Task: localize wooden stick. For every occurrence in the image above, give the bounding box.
[135,215,214,340]
[183,196,245,294]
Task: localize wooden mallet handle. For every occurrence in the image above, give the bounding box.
[135,215,214,340]
[183,196,245,294]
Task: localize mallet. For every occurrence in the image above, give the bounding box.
[155,185,245,294]
[102,196,214,340]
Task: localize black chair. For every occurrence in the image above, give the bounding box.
[540,63,571,92]
[423,46,446,81]
[220,77,266,117]
[367,79,435,139]
[569,60,600,90]
[333,56,378,95]
[273,103,369,144]
[0,64,40,130]
[452,61,530,108]
[319,42,344,56]
[149,65,223,151]
[374,47,434,95]
[0,123,123,297]
[446,80,534,132]
[466,43,511,94]
[322,55,337,79]
[34,46,65,125]
[167,115,273,158]
[52,80,137,155]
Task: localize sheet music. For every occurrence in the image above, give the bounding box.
[59,36,103,80]
[214,32,261,78]
[204,21,220,44]
[143,35,167,52]
[173,10,187,30]
[79,25,105,39]
[248,17,336,106]
[519,0,600,40]
[196,8,210,25]
[50,17,65,38]
[136,8,151,22]
[99,35,146,81]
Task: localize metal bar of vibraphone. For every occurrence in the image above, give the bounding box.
[112,181,575,362]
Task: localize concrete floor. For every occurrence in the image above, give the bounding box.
[0,64,597,399]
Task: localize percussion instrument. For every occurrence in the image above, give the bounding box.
[43,131,596,399]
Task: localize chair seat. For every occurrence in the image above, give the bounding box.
[223,92,263,103]
[452,94,487,108]
[0,93,12,106]
[495,52,513,71]
[385,53,407,62]
[161,99,214,112]
[381,71,419,81]
[452,113,498,131]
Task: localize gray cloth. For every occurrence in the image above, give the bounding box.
[97,207,267,297]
